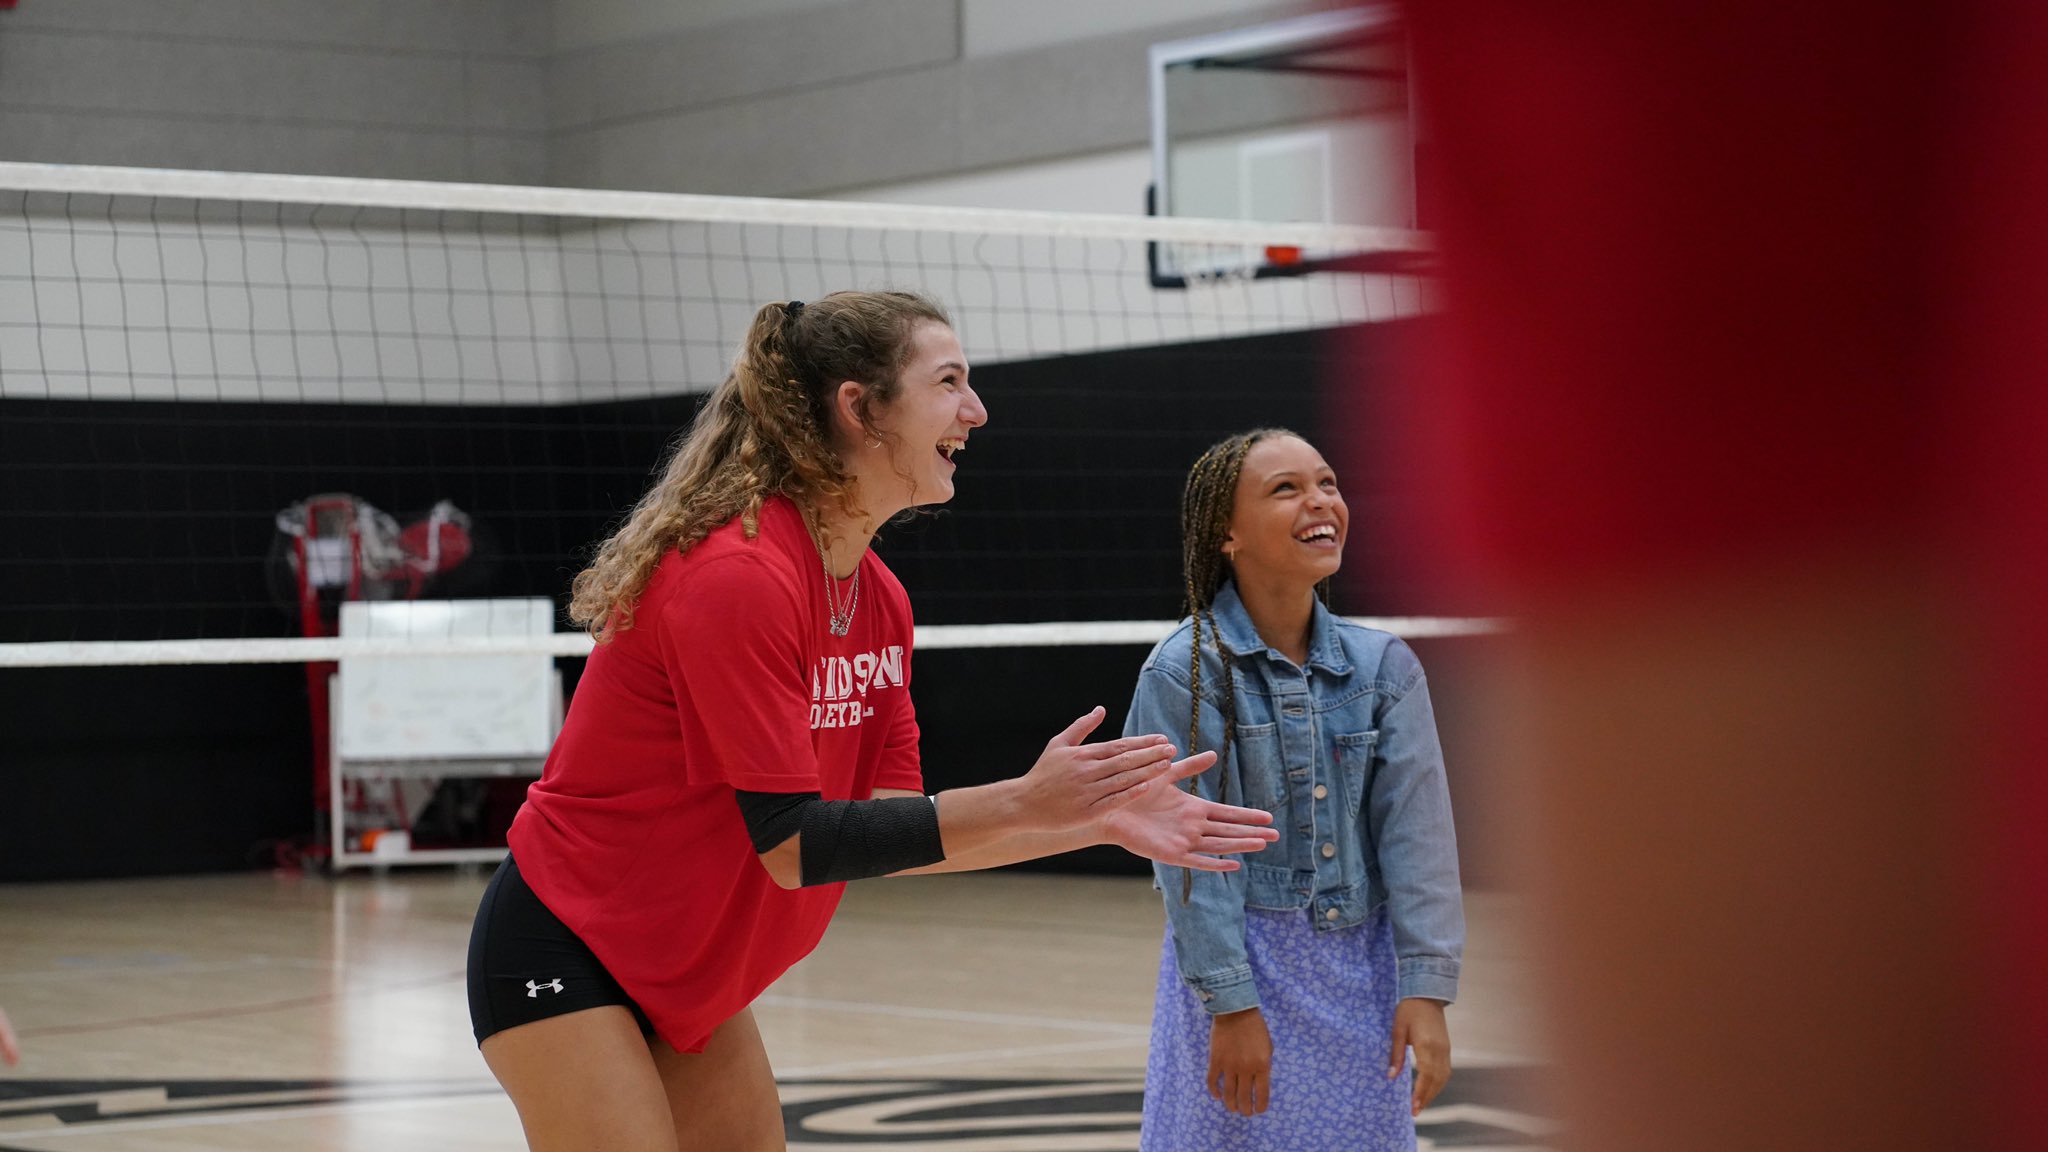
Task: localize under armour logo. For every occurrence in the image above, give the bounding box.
[526,978,563,998]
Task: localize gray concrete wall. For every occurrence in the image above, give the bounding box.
[546,0,1347,197]
[0,0,1346,197]
[548,0,850,53]
[0,0,550,184]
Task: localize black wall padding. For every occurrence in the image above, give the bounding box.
[0,320,1497,882]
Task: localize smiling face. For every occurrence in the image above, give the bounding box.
[857,320,986,515]
[1221,434,1347,590]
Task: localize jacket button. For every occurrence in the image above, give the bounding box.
[1313,784,1328,800]
[1324,907,1340,921]
[1321,842,1337,859]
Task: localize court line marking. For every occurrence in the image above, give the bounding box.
[0,956,335,985]
[1,969,1538,1065]
[753,995,1541,1067]
[777,1036,1145,1078]
[1413,1103,1558,1136]
[753,993,1151,1038]
[0,1091,505,1141]
[1438,1047,1542,1067]
[795,1078,1145,1136]
[0,1082,493,1128]
[0,1064,1554,1143]
[13,969,464,1038]
[0,1049,1142,1140]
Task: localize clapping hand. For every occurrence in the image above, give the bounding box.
[1015,707,1189,831]
[1100,753,1277,871]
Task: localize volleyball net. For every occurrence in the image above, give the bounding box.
[0,161,1497,871]
[0,160,1479,666]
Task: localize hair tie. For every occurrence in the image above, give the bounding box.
[785,299,805,318]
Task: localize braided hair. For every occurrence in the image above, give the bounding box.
[1174,427,1301,899]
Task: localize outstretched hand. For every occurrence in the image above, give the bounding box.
[1100,752,1277,871]
[1015,710,1278,867]
[1014,707,1185,833]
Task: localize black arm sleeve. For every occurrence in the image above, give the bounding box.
[733,789,816,854]
[732,790,947,886]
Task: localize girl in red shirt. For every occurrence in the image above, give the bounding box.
[466,290,1278,1152]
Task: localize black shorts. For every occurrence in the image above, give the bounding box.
[466,855,654,1045]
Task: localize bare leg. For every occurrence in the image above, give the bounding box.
[652,1006,786,1152]
[482,1005,677,1152]
[0,1006,19,1067]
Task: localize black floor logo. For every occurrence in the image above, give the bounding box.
[780,1069,1550,1147]
[0,1077,498,1150]
[0,1068,1551,1149]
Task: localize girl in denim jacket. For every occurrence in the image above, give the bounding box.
[1129,429,1465,1151]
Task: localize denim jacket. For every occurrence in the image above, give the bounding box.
[1125,580,1464,1015]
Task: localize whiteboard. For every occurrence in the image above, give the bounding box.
[335,599,558,760]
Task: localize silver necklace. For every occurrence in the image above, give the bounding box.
[821,548,860,637]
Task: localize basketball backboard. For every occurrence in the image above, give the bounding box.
[1148,6,1421,286]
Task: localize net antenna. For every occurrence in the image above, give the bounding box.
[1148,5,1426,289]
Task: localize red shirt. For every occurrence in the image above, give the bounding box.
[507,495,922,1051]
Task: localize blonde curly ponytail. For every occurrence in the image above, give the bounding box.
[568,290,950,640]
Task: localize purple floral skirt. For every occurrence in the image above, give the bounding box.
[1141,905,1415,1152]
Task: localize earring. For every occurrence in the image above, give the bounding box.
[866,435,882,448]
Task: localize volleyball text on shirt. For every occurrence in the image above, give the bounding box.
[811,646,906,729]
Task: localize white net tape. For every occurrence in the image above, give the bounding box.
[0,617,1508,668]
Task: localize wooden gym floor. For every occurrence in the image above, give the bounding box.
[0,869,1548,1150]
